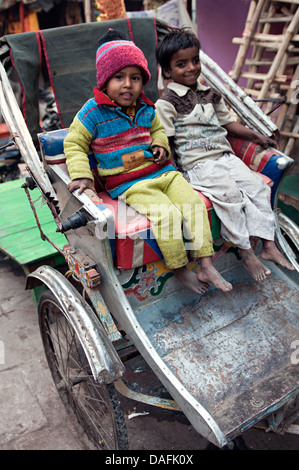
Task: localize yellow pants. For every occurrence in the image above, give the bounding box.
[122,171,214,269]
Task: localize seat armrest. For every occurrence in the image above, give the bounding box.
[227,136,294,203]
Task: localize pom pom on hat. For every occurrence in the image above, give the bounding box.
[96,28,151,90]
[98,28,128,46]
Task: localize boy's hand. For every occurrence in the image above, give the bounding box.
[67,178,96,195]
[152,146,168,164]
[253,134,278,149]
[225,122,279,149]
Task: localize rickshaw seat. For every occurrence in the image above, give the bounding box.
[38,128,274,270]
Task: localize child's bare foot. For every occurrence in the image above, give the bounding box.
[261,240,295,270]
[239,247,271,281]
[198,258,233,292]
[173,266,210,294]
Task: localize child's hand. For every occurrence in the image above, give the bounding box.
[67,178,96,195]
[254,134,278,149]
[152,146,168,164]
[225,122,279,149]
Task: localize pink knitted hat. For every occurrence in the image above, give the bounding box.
[96,30,151,90]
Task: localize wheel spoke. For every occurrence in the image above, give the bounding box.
[71,389,116,447]
[38,291,128,450]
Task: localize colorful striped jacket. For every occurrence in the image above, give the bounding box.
[64,87,174,198]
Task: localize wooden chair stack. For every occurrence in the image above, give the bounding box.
[229,0,299,154]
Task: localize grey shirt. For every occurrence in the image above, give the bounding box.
[155,81,235,171]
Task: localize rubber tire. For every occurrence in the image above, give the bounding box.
[38,289,128,450]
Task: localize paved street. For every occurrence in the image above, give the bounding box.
[0,255,83,450]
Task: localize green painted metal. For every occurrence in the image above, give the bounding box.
[278,173,299,225]
[0,178,66,266]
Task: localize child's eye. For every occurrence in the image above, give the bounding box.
[132,75,141,81]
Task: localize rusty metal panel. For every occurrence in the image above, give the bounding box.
[134,262,299,437]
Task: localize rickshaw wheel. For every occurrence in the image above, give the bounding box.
[38,290,129,450]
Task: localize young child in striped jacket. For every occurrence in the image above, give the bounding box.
[64,29,232,294]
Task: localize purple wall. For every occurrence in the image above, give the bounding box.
[196,0,249,75]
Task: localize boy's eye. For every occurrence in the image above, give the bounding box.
[114,74,141,81]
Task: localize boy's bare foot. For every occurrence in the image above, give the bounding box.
[260,240,295,270]
[173,266,210,294]
[198,258,233,292]
[239,247,271,281]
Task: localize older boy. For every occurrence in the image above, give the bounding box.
[155,28,294,281]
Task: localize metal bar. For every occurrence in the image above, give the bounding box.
[275,211,299,272]
[114,379,180,411]
[22,183,65,256]
[0,62,57,204]
[284,424,299,435]
[200,50,278,136]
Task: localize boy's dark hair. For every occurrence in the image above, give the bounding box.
[156,28,201,79]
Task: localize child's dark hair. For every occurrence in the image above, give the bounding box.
[156,27,201,78]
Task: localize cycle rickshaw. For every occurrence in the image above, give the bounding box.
[0,18,298,449]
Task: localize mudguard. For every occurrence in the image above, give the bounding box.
[26,265,125,384]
